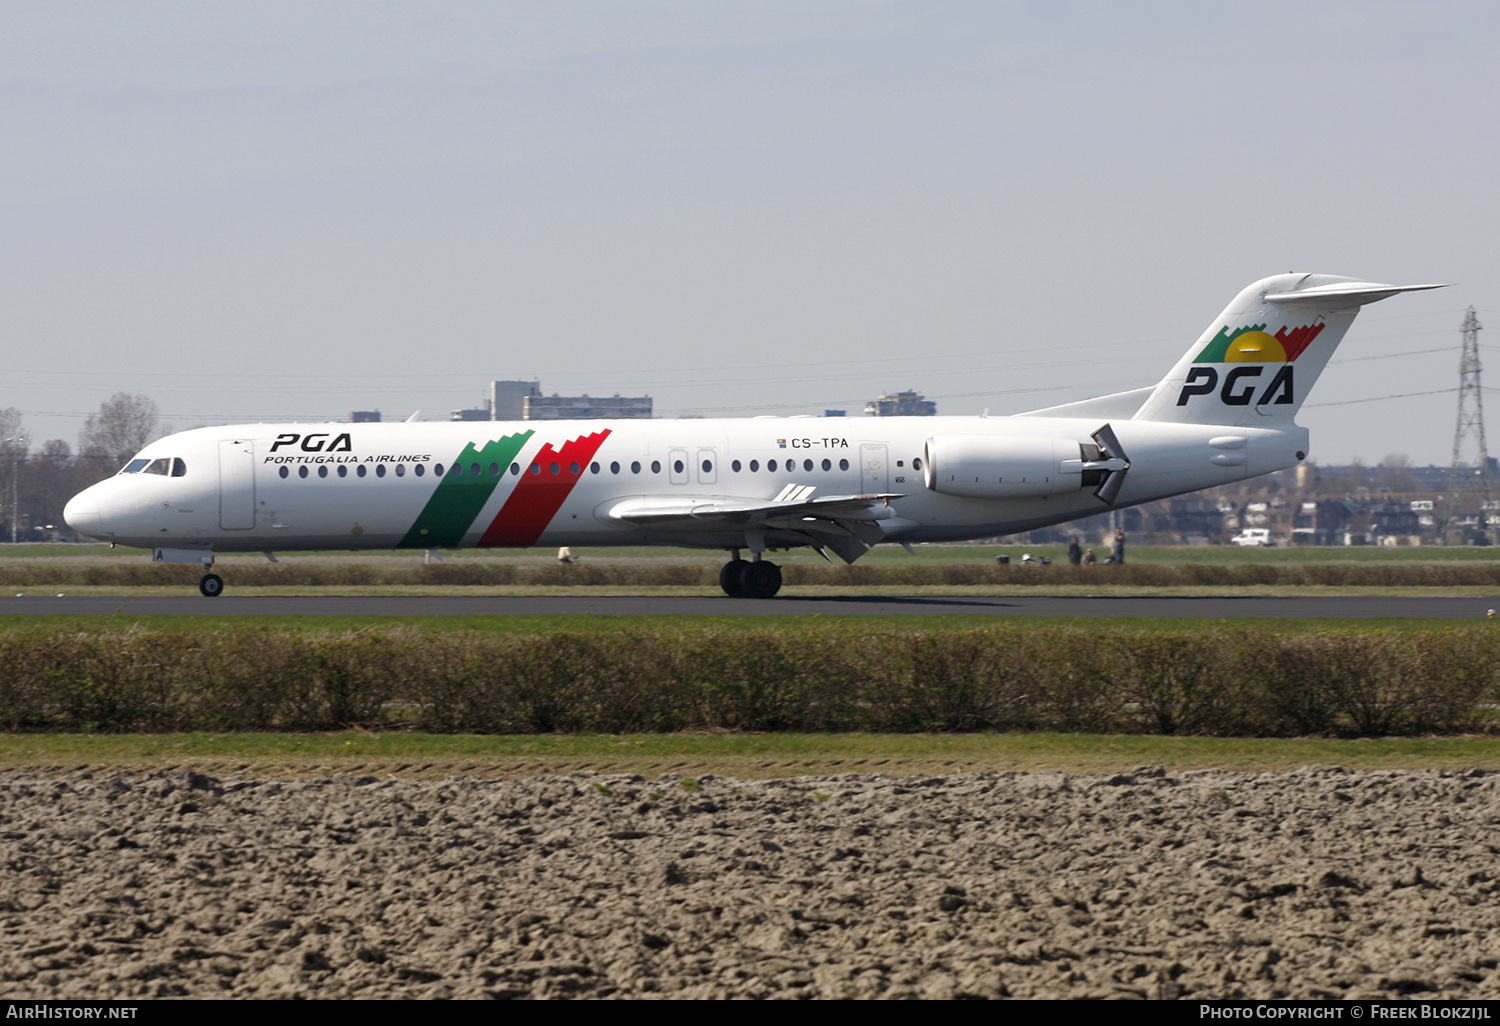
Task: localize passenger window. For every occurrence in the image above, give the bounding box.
[839,458,849,471]
[376,465,386,478]
[413,464,423,477]
[529,463,541,475]
[357,465,367,478]
[768,459,777,472]
[611,461,621,474]
[821,459,831,471]
[702,460,712,473]
[298,466,308,479]
[590,462,600,474]
[395,464,405,477]
[549,462,560,475]
[631,461,641,474]
[750,460,759,472]
[569,462,580,475]
[279,466,289,479]
[673,459,685,473]
[470,463,481,476]
[651,460,661,474]
[172,458,187,477]
[318,466,328,478]
[731,460,741,472]
[338,465,348,478]
[434,463,444,476]
[803,459,813,472]
[489,463,499,476]
[511,463,520,475]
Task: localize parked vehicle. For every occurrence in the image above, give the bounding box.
[1230,528,1274,547]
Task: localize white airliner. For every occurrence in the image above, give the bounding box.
[64,273,1442,598]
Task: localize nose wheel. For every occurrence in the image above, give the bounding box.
[720,559,781,599]
[199,573,224,598]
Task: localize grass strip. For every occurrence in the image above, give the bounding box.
[4,731,1499,778]
[9,561,1500,588]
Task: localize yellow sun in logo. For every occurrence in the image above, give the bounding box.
[1223,330,1288,363]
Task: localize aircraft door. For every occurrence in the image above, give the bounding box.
[669,448,689,485]
[860,443,888,493]
[697,448,717,486]
[218,439,255,530]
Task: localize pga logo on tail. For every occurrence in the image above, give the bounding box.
[1175,322,1325,408]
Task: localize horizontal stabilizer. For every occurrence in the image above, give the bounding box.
[1264,280,1449,307]
[1018,386,1153,420]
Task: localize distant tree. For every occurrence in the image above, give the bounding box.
[78,393,162,472]
[0,409,28,542]
[1376,453,1418,494]
[21,439,89,538]
[0,407,26,454]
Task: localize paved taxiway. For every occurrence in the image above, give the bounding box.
[3,594,1497,617]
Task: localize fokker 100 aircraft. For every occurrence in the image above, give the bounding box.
[64,273,1442,598]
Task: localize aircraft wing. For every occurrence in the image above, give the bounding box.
[601,485,911,563]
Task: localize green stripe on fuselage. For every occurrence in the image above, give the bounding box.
[398,430,534,548]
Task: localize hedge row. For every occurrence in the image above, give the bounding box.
[3,626,1498,736]
[7,561,1500,587]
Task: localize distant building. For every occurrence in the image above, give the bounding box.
[824,409,846,418]
[490,380,543,420]
[864,390,936,417]
[350,410,382,423]
[451,380,652,421]
[524,393,652,420]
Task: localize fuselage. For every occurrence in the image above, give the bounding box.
[63,414,1305,555]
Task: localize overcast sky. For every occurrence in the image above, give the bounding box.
[2,0,1496,466]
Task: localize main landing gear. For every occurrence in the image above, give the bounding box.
[719,557,781,599]
[199,573,224,598]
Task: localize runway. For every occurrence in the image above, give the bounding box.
[3,593,1498,618]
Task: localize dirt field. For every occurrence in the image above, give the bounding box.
[4,766,1499,999]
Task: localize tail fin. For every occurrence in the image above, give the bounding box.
[1133,274,1445,426]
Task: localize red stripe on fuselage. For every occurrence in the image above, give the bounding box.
[477,430,611,547]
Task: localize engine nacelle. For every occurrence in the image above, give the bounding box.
[923,435,1096,498]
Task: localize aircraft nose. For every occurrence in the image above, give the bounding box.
[64,486,112,540]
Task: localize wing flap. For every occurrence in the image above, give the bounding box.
[605,491,904,526]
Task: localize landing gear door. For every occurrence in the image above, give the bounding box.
[860,443,888,493]
[218,439,255,530]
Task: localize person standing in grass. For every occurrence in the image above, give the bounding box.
[1113,528,1126,565]
[1067,536,1082,565]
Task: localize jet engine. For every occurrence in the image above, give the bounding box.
[923,425,1131,503]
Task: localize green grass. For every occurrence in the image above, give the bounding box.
[0,613,1491,635]
[4,730,1499,776]
[8,541,1500,564]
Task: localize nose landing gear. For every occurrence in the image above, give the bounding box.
[199,573,224,598]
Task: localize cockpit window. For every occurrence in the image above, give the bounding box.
[120,457,186,476]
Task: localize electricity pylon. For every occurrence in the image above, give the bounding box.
[1451,307,1489,492]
